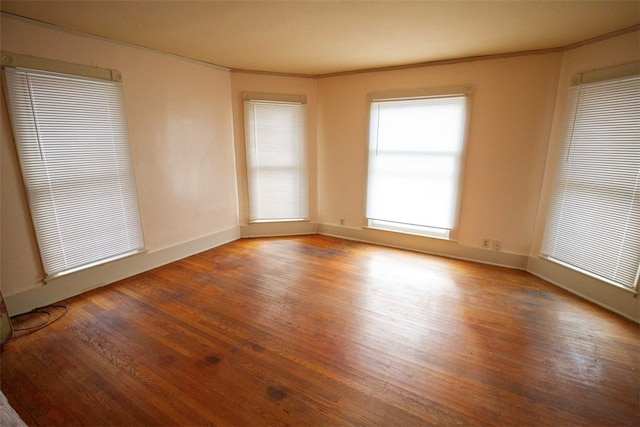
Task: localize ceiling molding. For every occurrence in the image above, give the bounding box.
[234,24,640,80]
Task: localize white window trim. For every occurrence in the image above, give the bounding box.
[2,51,121,82]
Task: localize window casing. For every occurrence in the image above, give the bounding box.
[3,58,144,279]
[244,97,308,222]
[366,90,470,239]
[541,70,640,291]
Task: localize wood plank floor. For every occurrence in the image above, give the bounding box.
[2,235,639,426]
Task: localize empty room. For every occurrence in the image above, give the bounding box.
[0,1,638,426]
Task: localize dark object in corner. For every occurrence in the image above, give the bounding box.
[0,291,12,346]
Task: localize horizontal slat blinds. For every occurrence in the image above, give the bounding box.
[4,67,144,278]
[244,100,308,222]
[366,96,468,236]
[542,74,640,290]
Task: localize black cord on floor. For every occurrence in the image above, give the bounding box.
[7,304,69,342]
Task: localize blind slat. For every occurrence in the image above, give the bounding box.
[542,74,640,290]
[244,100,309,222]
[4,67,144,278]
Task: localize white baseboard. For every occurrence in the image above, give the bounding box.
[9,223,636,324]
[527,257,639,323]
[4,226,241,316]
[317,223,529,269]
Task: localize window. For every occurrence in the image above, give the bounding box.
[3,58,144,279]
[244,96,308,222]
[541,69,640,291]
[366,88,470,239]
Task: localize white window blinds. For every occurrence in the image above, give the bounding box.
[541,74,640,290]
[366,95,468,238]
[4,67,144,279]
[244,99,308,222]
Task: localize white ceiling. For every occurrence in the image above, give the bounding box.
[1,1,639,76]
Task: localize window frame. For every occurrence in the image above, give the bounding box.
[541,63,640,292]
[365,85,472,240]
[243,93,309,223]
[2,52,145,280]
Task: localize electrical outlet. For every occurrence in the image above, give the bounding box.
[493,240,502,251]
[481,238,490,249]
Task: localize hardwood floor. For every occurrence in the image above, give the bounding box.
[2,235,638,426]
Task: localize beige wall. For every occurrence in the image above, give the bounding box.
[1,13,637,320]
[1,15,239,308]
[316,53,562,256]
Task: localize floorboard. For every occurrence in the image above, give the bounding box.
[2,235,638,426]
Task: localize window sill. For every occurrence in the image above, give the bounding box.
[249,218,310,224]
[540,255,638,294]
[364,224,456,242]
